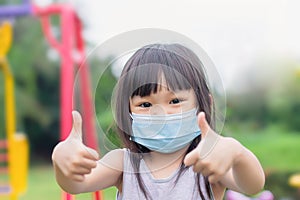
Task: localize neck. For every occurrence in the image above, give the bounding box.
[143,146,189,172]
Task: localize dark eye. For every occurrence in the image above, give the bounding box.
[170,98,181,104]
[139,102,152,108]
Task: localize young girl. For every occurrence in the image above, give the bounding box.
[52,43,265,200]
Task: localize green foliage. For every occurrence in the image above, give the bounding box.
[226,124,300,171]
[20,165,117,200]
[267,75,300,131]
[226,66,300,132]
[225,124,300,198]
[93,59,121,151]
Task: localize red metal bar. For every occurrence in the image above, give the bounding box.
[32,4,65,16]
[60,6,75,142]
[60,7,75,200]
[74,15,99,150]
[0,153,8,162]
[34,3,103,200]
[34,5,75,200]
[74,13,103,200]
[39,16,62,54]
[0,140,7,149]
[0,167,8,174]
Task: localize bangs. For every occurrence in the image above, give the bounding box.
[118,43,208,102]
[130,64,192,97]
[115,43,214,153]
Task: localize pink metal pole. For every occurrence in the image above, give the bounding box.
[33,4,76,200]
[60,6,75,142]
[61,8,75,200]
[33,3,102,200]
[74,14,102,200]
[74,16,99,150]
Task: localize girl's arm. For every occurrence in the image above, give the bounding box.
[216,137,265,194]
[52,111,123,194]
[184,112,265,195]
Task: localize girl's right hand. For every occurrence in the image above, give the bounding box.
[51,111,99,182]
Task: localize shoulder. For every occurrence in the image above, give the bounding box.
[104,148,126,158]
[100,148,126,172]
[100,149,128,191]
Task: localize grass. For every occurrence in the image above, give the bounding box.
[224,124,300,172]
[17,165,117,200]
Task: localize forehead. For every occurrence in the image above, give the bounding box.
[132,84,196,98]
[129,65,192,98]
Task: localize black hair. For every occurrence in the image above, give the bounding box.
[114,43,215,199]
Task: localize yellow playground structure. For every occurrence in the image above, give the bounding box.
[0,22,29,200]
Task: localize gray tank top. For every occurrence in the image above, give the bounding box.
[117,149,214,200]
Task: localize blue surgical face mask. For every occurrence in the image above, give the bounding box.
[130,108,201,153]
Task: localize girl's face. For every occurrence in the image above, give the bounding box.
[130,84,197,115]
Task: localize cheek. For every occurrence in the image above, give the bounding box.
[184,102,196,111]
[187,90,197,107]
[192,97,197,107]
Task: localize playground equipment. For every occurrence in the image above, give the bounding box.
[0,1,102,200]
[0,22,29,200]
[289,173,300,196]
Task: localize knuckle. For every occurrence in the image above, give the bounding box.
[201,160,211,169]
[86,168,92,174]
[74,175,84,182]
[208,176,215,183]
[192,166,199,172]
[71,156,82,166]
[91,161,97,168]
[65,170,73,178]
[78,149,87,157]
[68,166,77,174]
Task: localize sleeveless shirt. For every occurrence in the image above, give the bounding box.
[116,149,213,200]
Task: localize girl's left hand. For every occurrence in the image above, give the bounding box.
[184,112,242,184]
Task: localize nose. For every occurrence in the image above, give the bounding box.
[149,105,179,115]
[149,104,166,115]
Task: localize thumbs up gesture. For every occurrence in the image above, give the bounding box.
[52,111,99,182]
[184,112,241,184]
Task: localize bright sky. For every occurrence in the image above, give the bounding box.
[35,0,300,91]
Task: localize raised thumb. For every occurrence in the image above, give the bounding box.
[198,112,210,139]
[70,110,83,140]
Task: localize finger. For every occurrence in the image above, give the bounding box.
[82,146,100,160]
[71,174,85,182]
[201,166,213,178]
[191,160,204,173]
[73,166,93,175]
[197,112,210,139]
[184,147,201,167]
[70,110,83,140]
[86,159,98,169]
[208,174,220,184]
[78,158,98,169]
[199,128,221,159]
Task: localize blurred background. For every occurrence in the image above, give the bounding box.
[0,0,299,199]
